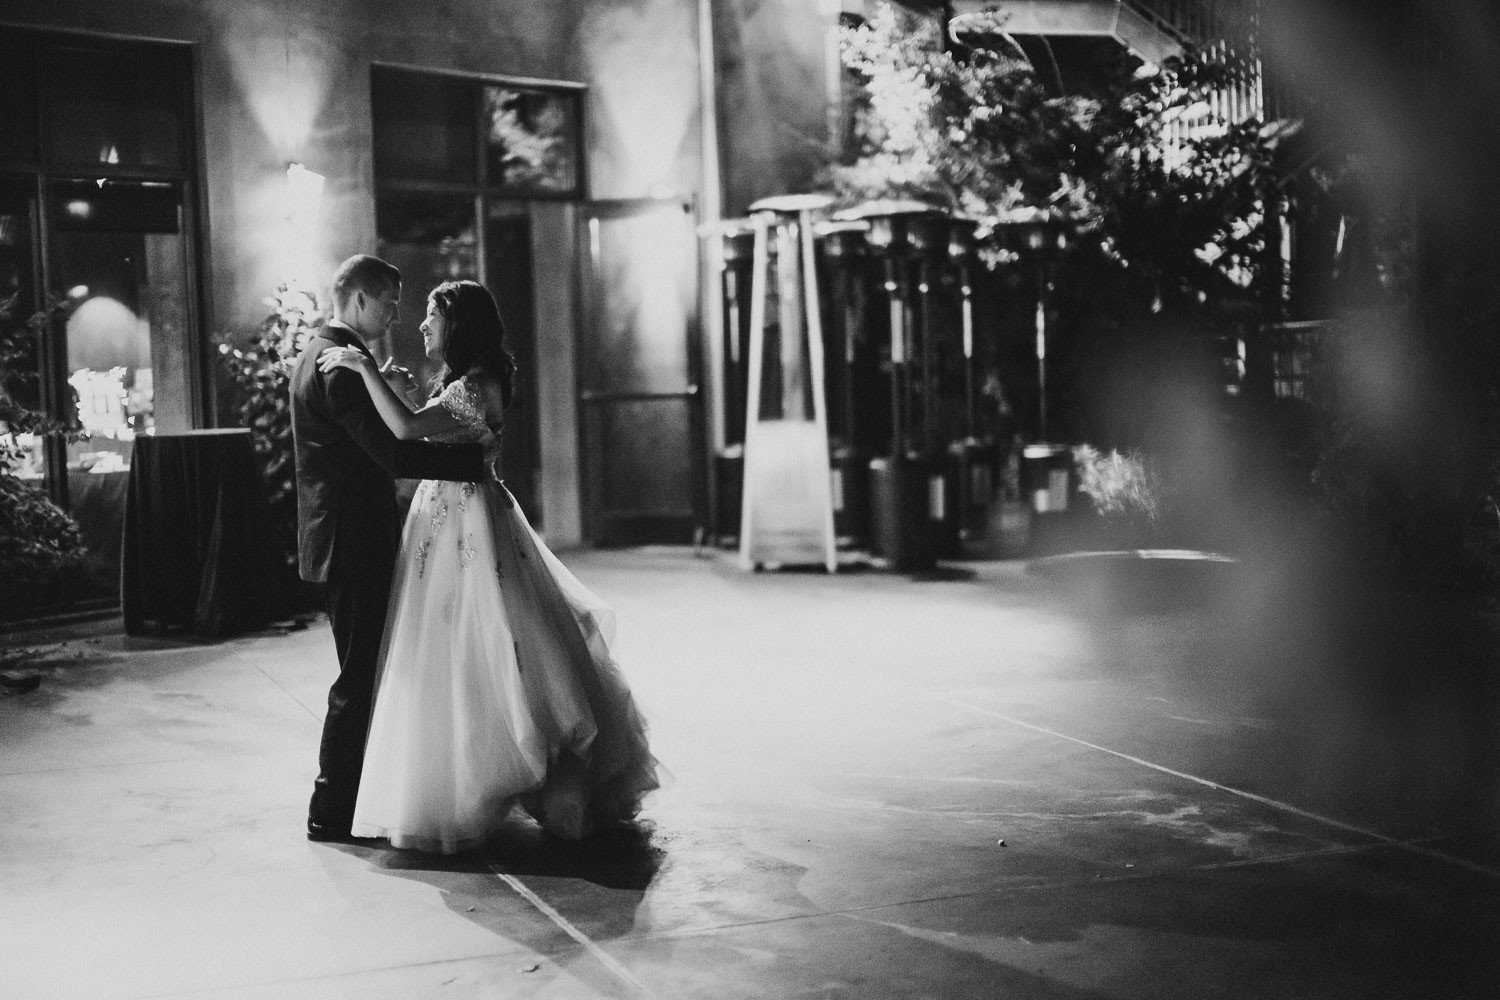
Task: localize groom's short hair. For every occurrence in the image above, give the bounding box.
[332,255,401,309]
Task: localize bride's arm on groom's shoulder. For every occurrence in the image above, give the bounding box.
[317,347,461,441]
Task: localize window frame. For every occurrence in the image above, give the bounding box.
[0,27,207,507]
[370,63,588,203]
[0,29,199,183]
[370,64,585,529]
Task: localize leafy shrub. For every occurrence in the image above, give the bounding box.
[216,283,327,572]
[1073,443,1162,521]
[830,4,1290,316]
[0,474,86,609]
[1298,159,1500,606]
[1306,306,1500,604]
[1,293,89,616]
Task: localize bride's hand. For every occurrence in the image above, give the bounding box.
[317,347,372,375]
[378,358,421,402]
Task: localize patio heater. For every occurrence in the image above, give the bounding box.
[996,210,1075,526]
[833,200,946,572]
[996,210,1070,441]
[814,217,873,549]
[738,193,838,573]
[943,216,995,554]
[712,218,757,546]
[906,210,961,559]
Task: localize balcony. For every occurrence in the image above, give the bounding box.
[950,0,1187,63]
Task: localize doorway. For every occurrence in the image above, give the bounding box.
[0,29,203,617]
[580,198,705,545]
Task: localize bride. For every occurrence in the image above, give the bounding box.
[317,279,658,853]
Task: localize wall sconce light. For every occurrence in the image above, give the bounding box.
[282,162,327,288]
[284,162,325,232]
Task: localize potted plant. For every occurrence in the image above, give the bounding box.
[216,282,327,612]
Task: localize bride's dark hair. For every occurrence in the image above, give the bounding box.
[428,280,516,409]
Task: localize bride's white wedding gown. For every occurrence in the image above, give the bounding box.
[350,376,659,853]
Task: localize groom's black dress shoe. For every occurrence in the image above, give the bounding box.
[307,818,369,843]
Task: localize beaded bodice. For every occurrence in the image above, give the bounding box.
[431,377,491,444]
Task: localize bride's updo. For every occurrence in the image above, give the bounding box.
[428,279,516,410]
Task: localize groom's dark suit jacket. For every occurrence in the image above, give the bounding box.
[290,321,481,583]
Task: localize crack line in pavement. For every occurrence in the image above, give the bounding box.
[485,862,657,998]
[234,650,324,723]
[932,696,1500,882]
[633,833,1488,947]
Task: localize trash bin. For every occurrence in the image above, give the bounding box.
[868,454,939,572]
[831,444,871,549]
[1020,443,1082,556]
[948,436,996,557]
[924,451,960,560]
[1021,443,1074,515]
[714,446,744,547]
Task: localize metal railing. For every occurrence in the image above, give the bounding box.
[1122,0,1256,50]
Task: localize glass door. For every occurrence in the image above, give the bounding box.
[47,178,198,599]
[484,200,540,522]
[581,198,705,544]
[0,29,202,615]
[375,193,543,525]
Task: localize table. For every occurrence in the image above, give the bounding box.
[122,429,280,637]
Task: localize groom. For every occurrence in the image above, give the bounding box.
[292,254,488,842]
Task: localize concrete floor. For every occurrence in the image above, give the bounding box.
[2,546,1498,999]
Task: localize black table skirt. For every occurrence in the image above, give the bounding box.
[122,429,281,637]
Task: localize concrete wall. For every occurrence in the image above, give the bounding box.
[711,0,838,216]
[1,0,830,328]
[576,0,705,203]
[3,0,716,546]
[4,0,578,332]
[3,0,843,543]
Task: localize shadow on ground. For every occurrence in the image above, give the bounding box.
[1028,528,1500,841]
[304,816,663,994]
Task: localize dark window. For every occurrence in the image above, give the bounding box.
[50,179,182,233]
[372,66,583,198]
[371,70,478,184]
[0,37,38,164]
[483,86,580,194]
[44,46,186,170]
[374,192,479,376]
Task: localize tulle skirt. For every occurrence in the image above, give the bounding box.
[350,478,659,853]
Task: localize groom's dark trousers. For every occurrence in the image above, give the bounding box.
[314,521,396,832]
[291,321,483,834]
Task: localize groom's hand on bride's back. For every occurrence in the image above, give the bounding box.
[481,431,504,474]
